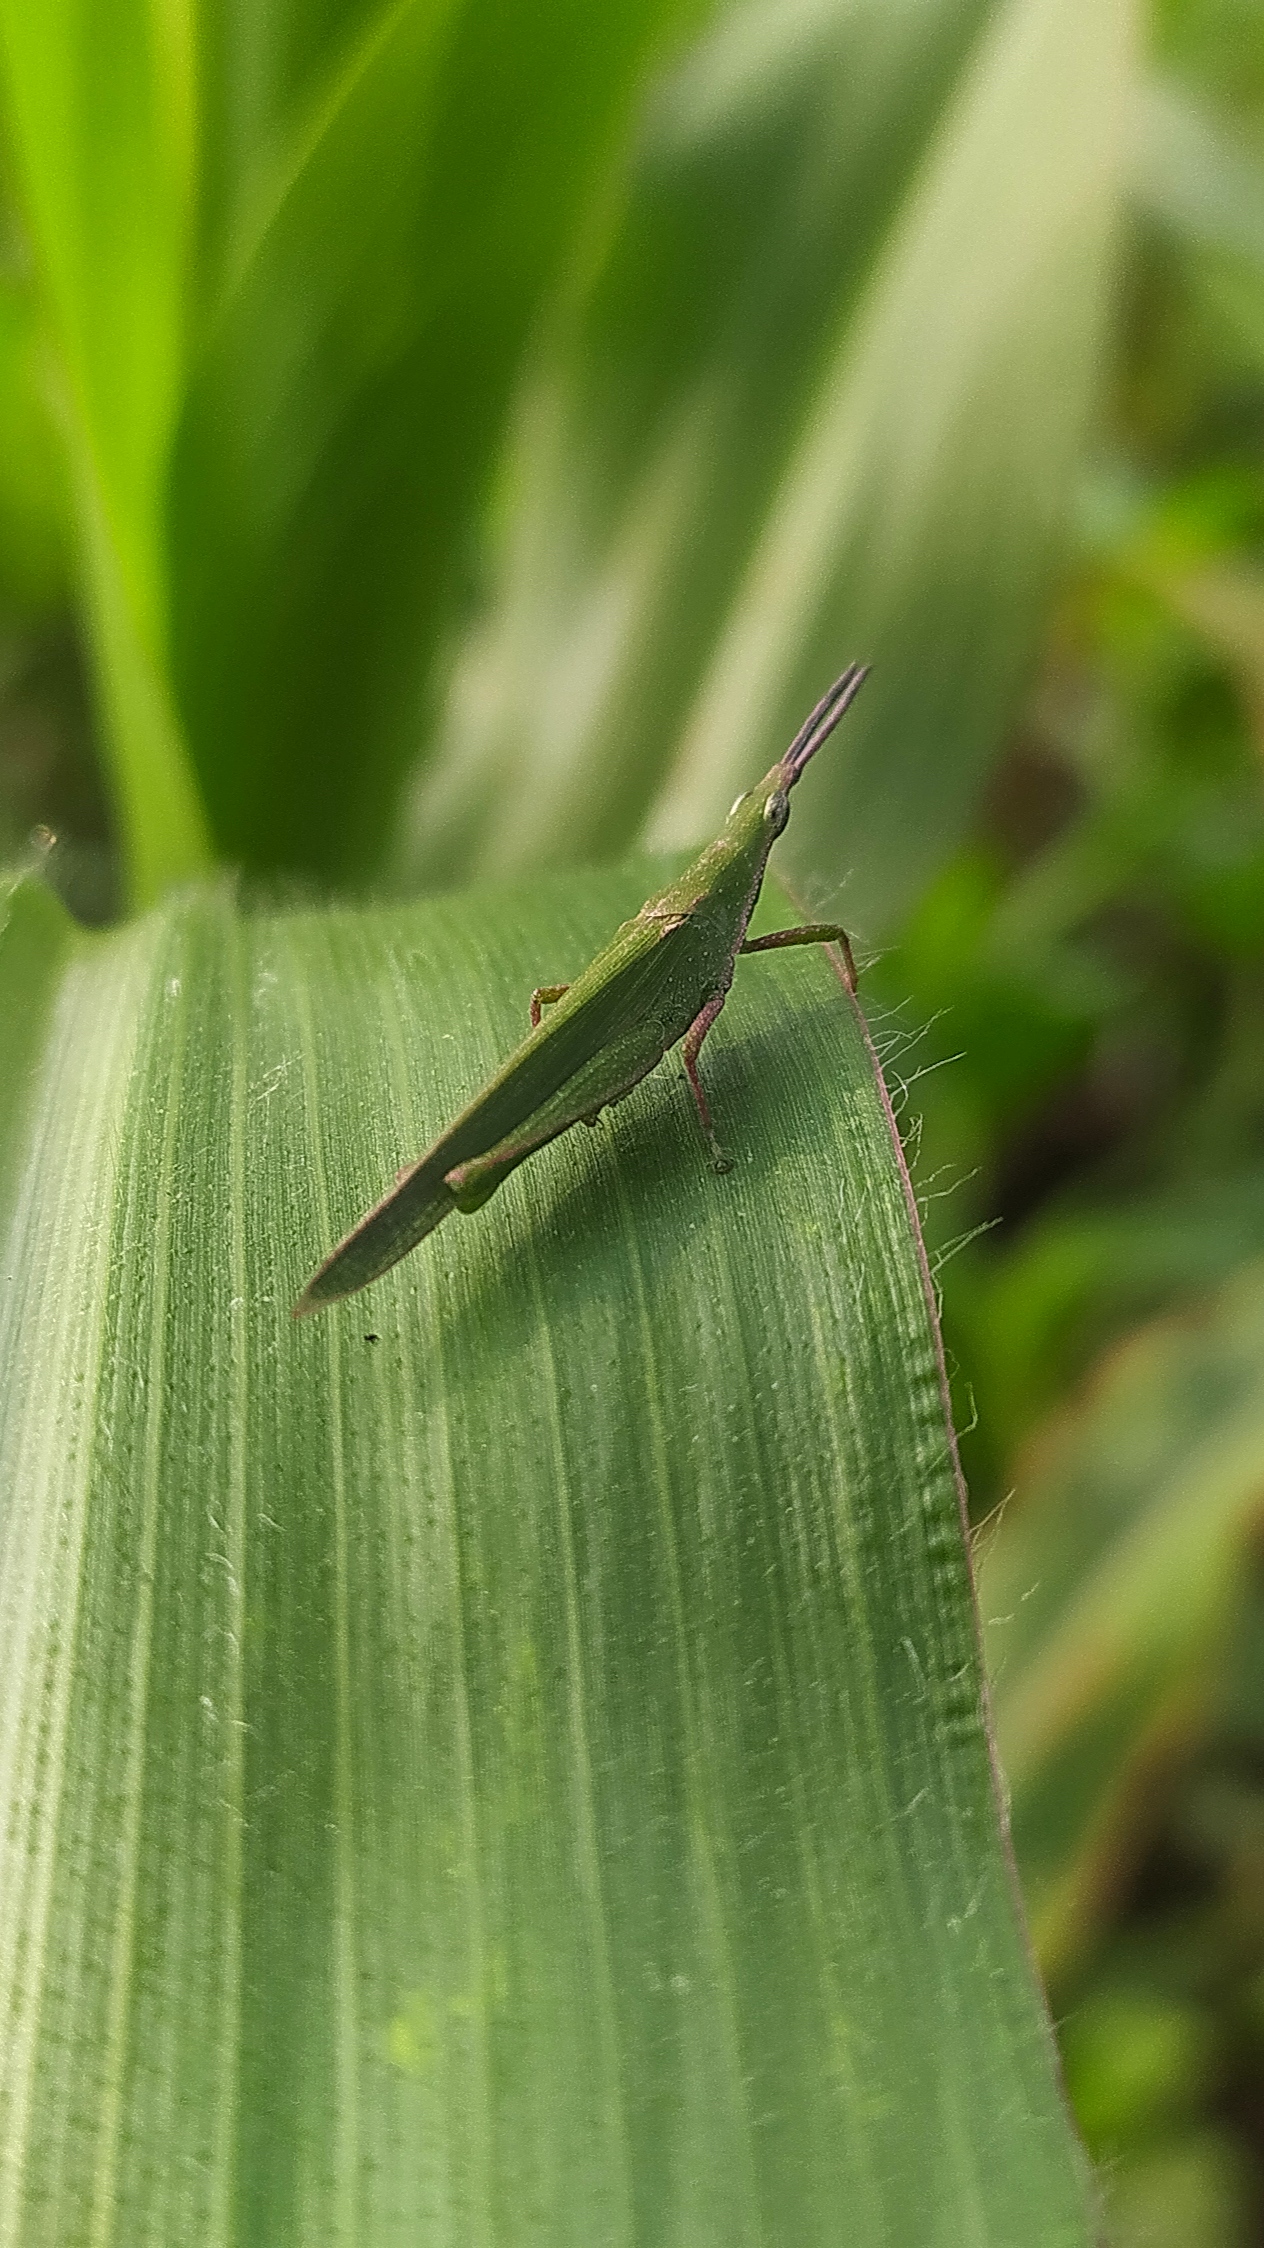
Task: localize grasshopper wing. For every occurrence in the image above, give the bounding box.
[294,909,704,1312]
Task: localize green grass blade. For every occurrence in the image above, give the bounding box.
[0,0,210,907]
[402,0,1135,932]
[0,864,1093,2242]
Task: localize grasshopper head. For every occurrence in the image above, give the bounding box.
[723,666,868,847]
[726,781,792,840]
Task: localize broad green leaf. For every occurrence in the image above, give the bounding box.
[399,0,1136,934]
[0,865,1093,2244]
[0,0,210,905]
[982,1259,1264,1985]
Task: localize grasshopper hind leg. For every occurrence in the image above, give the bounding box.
[446,1165,506,1215]
[682,992,733,1173]
[530,983,570,1028]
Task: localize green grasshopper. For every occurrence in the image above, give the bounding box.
[294,663,869,1315]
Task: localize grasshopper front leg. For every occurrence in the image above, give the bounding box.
[740,923,857,991]
[681,925,859,1175]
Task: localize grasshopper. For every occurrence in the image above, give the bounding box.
[294,664,869,1315]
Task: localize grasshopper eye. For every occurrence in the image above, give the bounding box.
[763,789,789,832]
[728,791,748,817]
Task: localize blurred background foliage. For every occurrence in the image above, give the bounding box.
[2,0,1264,2236]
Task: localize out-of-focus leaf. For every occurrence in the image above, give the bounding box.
[1136,79,1264,275]
[1159,564,1264,744]
[0,275,71,614]
[964,1168,1264,1450]
[0,0,706,901]
[982,1259,1264,1983]
[400,0,1135,935]
[1060,1986,1216,2152]
[1130,76,1264,391]
[1102,2133,1254,2248]
[0,865,1093,2243]
[0,0,210,905]
[169,0,704,885]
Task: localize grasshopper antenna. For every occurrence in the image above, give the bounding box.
[782,663,870,785]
